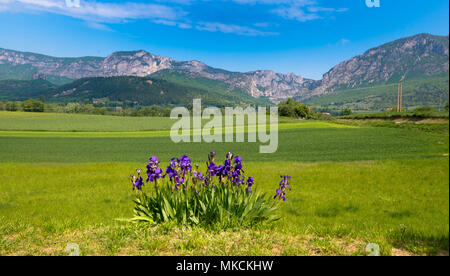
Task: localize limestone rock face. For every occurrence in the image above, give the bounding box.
[304,33,449,100]
[1,33,448,102]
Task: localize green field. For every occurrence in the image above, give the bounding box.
[0,111,176,132]
[303,75,449,112]
[0,111,301,132]
[0,111,448,256]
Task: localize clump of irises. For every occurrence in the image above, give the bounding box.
[129,151,291,228]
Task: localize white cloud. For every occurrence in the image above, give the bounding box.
[0,0,348,35]
[84,21,113,32]
[272,5,320,22]
[230,0,348,22]
[154,19,192,29]
[0,0,184,22]
[196,22,278,36]
[339,38,350,46]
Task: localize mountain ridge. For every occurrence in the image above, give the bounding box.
[0,47,316,101]
[305,33,449,100]
[0,33,448,104]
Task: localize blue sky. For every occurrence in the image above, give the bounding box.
[0,0,448,79]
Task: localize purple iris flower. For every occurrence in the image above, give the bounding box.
[165,166,177,180]
[221,161,232,179]
[174,176,185,190]
[131,174,144,191]
[215,165,227,178]
[147,170,163,183]
[146,156,163,183]
[273,189,285,201]
[148,156,159,167]
[208,162,218,177]
[233,156,243,169]
[233,175,245,186]
[180,155,192,171]
[196,171,205,180]
[192,171,205,185]
[274,175,292,201]
[171,157,179,167]
[246,177,254,193]
[224,159,231,167]
[280,175,292,191]
[234,156,242,164]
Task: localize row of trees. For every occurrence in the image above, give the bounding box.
[9,97,445,118]
[0,99,44,112]
[388,103,449,113]
[278,98,352,118]
[0,99,172,117]
[278,98,312,118]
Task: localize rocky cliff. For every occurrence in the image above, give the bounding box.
[1,33,448,102]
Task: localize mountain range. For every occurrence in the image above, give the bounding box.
[0,33,448,110]
[0,47,318,102]
[309,33,449,98]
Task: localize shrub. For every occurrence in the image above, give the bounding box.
[389,106,406,113]
[279,98,312,118]
[129,152,291,229]
[343,108,352,116]
[311,112,334,121]
[21,99,44,112]
[6,101,19,112]
[64,103,83,113]
[295,103,311,118]
[413,106,435,113]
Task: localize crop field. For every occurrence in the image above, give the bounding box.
[0,111,302,132]
[0,111,177,132]
[0,111,448,256]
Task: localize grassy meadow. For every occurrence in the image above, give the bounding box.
[0,111,448,256]
[303,75,449,112]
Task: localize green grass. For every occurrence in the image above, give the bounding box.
[337,120,449,135]
[0,126,447,163]
[0,111,176,132]
[0,111,302,132]
[0,160,447,255]
[340,110,449,120]
[0,112,448,255]
[303,75,449,112]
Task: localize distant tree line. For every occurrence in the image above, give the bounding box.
[278,98,313,118]
[3,97,447,119]
[277,98,349,119]
[0,99,44,112]
[340,104,449,120]
[0,99,172,117]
